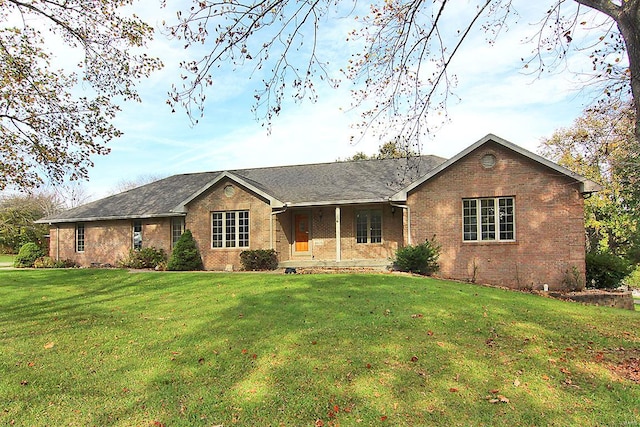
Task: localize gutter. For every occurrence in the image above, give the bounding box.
[35,212,187,224]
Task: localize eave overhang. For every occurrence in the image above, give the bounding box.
[34,212,186,225]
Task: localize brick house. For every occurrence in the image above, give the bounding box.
[37,134,600,290]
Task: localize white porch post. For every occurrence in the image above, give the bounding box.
[335,206,341,262]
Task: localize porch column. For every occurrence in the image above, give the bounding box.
[335,206,341,262]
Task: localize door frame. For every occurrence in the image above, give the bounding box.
[292,211,312,255]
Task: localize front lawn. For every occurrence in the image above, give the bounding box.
[0,270,638,426]
[0,254,15,267]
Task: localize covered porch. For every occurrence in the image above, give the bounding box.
[272,202,406,268]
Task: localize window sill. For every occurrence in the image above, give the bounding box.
[462,240,517,245]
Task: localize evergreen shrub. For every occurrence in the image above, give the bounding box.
[394,238,441,275]
[167,230,204,271]
[586,251,632,289]
[14,242,45,268]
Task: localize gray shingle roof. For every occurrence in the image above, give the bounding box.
[38,155,447,223]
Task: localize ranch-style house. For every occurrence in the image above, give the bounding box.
[37,134,600,290]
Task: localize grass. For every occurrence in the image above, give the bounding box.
[0,269,638,427]
[0,254,15,267]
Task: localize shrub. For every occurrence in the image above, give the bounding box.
[33,256,56,269]
[32,257,78,269]
[561,265,585,292]
[586,251,632,289]
[119,247,167,269]
[240,249,278,271]
[624,265,640,288]
[14,242,45,268]
[394,238,441,275]
[167,230,204,271]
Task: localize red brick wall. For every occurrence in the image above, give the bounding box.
[407,141,586,290]
[49,219,172,266]
[186,179,273,270]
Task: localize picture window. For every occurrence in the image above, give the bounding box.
[463,197,514,242]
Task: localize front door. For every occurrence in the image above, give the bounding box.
[294,213,310,252]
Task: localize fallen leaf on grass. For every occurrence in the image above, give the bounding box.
[411,313,423,318]
[513,379,521,387]
[449,388,459,393]
[487,395,510,404]
[44,342,55,349]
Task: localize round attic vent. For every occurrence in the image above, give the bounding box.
[224,185,235,198]
[481,153,497,169]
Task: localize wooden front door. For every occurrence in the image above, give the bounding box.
[294,213,310,252]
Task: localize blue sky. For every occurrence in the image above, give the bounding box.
[75,1,606,199]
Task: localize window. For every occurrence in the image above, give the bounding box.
[76,223,85,252]
[171,217,185,247]
[463,197,514,242]
[356,210,382,244]
[212,211,250,248]
[133,220,142,250]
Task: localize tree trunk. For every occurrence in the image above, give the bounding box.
[576,0,640,139]
[617,12,640,139]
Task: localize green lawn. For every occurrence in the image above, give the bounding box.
[0,270,638,427]
[0,254,15,267]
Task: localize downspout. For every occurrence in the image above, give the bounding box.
[270,206,288,250]
[54,224,59,262]
[335,206,341,262]
[390,202,411,246]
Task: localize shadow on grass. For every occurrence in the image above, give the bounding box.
[119,275,640,426]
[1,271,638,426]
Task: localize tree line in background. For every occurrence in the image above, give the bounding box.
[541,101,640,286]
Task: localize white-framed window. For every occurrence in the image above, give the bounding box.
[356,210,382,244]
[212,210,249,248]
[76,223,85,253]
[171,217,185,247]
[463,197,515,242]
[133,220,142,250]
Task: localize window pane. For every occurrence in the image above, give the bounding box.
[212,212,223,248]
[133,220,142,250]
[76,224,85,252]
[499,198,514,240]
[225,212,236,248]
[480,199,496,240]
[238,211,249,247]
[172,218,185,247]
[370,211,382,243]
[356,212,368,243]
[463,200,477,241]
